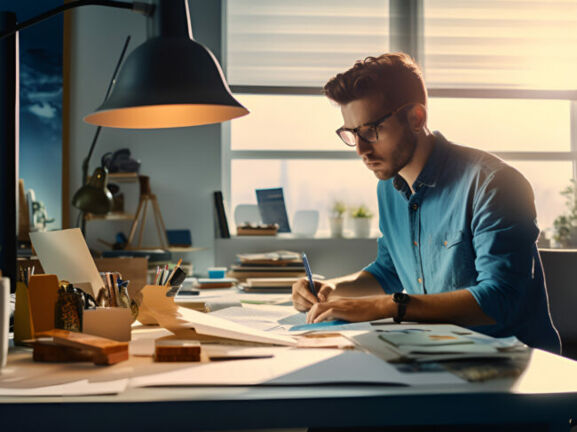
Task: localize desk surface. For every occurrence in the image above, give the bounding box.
[2,290,577,431]
[2,346,577,431]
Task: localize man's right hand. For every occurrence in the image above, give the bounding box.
[291,278,335,312]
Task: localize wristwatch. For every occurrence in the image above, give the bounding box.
[392,292,410,323]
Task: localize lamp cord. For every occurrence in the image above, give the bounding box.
[0,1,152,40]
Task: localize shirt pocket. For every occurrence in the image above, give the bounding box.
[444,230,465,249]
[441,230,477,288]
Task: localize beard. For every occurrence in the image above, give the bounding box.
[370,125,417,180]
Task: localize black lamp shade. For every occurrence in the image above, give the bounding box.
[72,167,113,214]
[84,37,248,128]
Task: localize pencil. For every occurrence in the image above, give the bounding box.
[154,265,161,285]
[111,273,119,307]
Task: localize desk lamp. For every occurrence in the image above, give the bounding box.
[0,0,249,286]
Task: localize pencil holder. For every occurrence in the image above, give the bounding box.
[136,284,179,326]
[14,281,34,345]
[83,307,132,342]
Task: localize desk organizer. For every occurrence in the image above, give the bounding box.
[136,284,179,325]
[83,307,132,342]
[14,280,34,345]
[14,274,60,344]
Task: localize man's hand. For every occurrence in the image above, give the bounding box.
[291,278,335,312]
[306,295,390,323]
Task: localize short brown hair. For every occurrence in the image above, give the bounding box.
[323,53,427,109]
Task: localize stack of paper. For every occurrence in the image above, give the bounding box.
[350,324,526,363]
[239,277,299,293]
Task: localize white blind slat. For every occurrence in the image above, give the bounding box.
[227,0,389,87]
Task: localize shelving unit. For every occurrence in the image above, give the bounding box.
[84,212,134,221]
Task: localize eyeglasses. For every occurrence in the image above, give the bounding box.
[336,104,410,147]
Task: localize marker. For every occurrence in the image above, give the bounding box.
[302,252,318,300]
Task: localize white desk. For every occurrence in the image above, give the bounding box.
[2,291,577,431]
[1,348,577,431]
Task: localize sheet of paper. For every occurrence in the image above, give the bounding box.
[139,285,296,346]
[210,305,296,322]
[131,349,465,387]
[203,345,289,360]
[209,305,304,332]
[30,228,103,297]
[0,379,128,396]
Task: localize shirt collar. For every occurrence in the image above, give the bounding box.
[393,131,449,192]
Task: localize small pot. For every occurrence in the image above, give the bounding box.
[329,216,344,238]
[353,217,372,238]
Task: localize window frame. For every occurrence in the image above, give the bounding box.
[222,0,577,232]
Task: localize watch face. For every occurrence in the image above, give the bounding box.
[393,292,410,304]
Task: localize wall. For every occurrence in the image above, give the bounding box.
[68,0,223,273]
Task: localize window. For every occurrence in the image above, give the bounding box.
[225,0,577,240]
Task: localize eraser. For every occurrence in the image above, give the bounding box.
[154,339,201,362]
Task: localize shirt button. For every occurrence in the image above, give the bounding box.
[444,240,448,247]
[411,203,418,211]
[413,241,418,246]
[418,277,422,284]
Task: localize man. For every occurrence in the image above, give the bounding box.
[292,53,560,353]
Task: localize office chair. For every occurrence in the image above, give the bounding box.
[539,248,577,360]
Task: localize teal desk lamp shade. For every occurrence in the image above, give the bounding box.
[84,0,248,128]
[72,167,113,215]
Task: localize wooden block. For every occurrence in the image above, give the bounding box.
[28,274,59,335]
[32,340,94,363]
[31,339,128,365]
[37,329,129,356]
[92,349,130,365]
[154,338,201,362]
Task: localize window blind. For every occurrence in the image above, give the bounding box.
[226,0,390,87]
[424,0,577,90]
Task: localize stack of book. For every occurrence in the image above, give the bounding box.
[195,277,237,289]
[240,277,300,293]
[227,250,306,282]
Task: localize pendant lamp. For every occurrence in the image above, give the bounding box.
[84,0,248,128]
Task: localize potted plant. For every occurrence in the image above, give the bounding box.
[329,200,347,238]
[350,204,373,238]
[553,179,577,248]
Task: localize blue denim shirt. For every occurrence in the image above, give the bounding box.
[365,132,560,353]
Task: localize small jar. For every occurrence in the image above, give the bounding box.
[54,281,84,332]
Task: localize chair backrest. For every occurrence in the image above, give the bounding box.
[539,249,577,346]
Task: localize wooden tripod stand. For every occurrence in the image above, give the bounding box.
[126,175,169,250]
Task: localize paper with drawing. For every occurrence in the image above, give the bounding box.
[138,285,296,346]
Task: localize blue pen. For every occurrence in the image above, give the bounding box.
[302,252,318,299]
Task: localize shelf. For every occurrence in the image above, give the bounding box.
[168,247,206,253]
[84,212,135,221]
[107,172,139,182]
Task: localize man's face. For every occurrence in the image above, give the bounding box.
[340,95,417,180]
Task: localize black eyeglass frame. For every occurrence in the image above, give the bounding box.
[335,103,415,147]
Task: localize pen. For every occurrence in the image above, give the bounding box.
[302,252,318,300]
[165,258,182,287]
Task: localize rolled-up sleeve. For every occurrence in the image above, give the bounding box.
[364,236,404,294]
[465,167,540,331]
